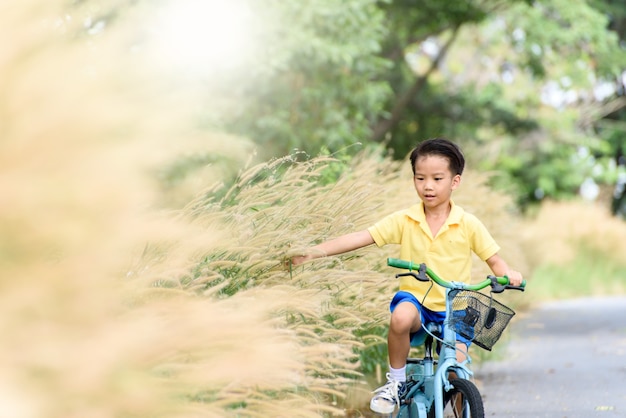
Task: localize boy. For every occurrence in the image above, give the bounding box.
[291,138,523,414]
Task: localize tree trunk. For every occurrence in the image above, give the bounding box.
[370,26,461,143]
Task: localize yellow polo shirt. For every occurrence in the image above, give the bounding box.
[367,201,500,311]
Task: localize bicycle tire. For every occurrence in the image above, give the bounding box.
[429,378,484,418]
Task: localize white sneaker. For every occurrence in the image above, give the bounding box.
[369,373,406,414]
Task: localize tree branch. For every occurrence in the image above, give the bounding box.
[370,25,461,143]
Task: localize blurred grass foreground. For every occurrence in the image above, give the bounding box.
[0,3,332,417]
[2,2,626,418]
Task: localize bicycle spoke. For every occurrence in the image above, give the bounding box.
[449,392,466,417]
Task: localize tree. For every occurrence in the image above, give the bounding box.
[587,0,626,218]
[371,0,626,210]
[217,0,393,159]
[223,0,626,211]
[65,0,626,213]
[370,0,529,144]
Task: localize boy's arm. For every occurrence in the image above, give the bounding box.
[485,253,523,286]
[291,229,375,266]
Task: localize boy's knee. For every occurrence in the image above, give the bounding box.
[390,306,420,333]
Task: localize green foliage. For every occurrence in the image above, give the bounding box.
[445,1,626,209]
[359,0,626,210]
[505,0,625,77]
[221,0,393,158]
[354,323,390,375]
[68,0,626,213]
[487,130,620,209]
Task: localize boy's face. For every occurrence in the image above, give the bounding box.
[412,155,461,210]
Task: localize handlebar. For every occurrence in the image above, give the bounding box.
[387,258,525,293]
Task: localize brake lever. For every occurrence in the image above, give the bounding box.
[488,275,525,293]
[396,263,429,282]
[488,275,506,294]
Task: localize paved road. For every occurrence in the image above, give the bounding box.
[475,296,626,417]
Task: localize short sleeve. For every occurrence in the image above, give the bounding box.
[465,213,500,260]
[367,210,406,247]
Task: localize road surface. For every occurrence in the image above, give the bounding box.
[475,296,626,417]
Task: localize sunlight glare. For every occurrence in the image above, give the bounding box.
[152,0,254,74]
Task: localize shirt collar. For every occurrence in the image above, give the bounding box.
[407,200,464,225]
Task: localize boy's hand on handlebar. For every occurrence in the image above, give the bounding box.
[506,270,523,287]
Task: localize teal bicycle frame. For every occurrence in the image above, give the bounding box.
[387,258,525,418]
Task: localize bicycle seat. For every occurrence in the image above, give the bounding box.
[410,321,442,347]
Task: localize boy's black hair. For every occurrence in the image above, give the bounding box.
[409,137,465,176]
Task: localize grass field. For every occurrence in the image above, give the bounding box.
[2,2,625,417]
[520,200,626,303]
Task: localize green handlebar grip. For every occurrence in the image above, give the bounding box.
[501,276,527,288]
[387,258,415,270]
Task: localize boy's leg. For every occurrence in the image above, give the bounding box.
[455,341,469,363]
[370,301,422,414]
[388,301,422,368]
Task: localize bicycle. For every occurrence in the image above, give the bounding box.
[384,258,525,418]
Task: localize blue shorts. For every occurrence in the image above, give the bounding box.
[390,291,471,347]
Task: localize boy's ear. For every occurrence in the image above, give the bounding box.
[451,174,461,189]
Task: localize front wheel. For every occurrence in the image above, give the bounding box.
[429,378,484,418]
